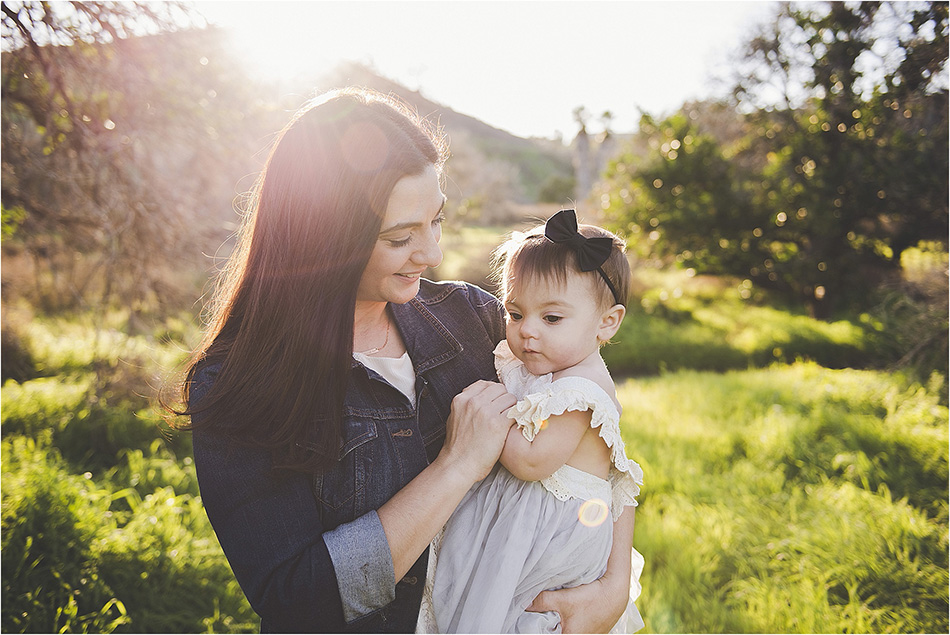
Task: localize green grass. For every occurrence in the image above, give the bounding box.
[1,261,946,633]
[1,435,257,633]
[620,363,948,633]
[1,316,255,633]
[604,270,873,375]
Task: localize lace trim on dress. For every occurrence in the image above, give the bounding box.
[416,527,443,634]
[540,463,612,506]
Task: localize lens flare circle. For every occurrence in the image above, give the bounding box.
[341,121,389,173]
[578,498,609,528]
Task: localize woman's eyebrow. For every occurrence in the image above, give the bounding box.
[378,198,446,236]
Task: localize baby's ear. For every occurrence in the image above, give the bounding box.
[597,304,626,343]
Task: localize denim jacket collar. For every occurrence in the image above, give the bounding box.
[350,283,464,375]
[392,287,464,373]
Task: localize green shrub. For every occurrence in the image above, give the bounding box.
[1,313,256,632]
[91,487,257,632]
[106,440,198,499]
[1,435,255,633]
[2,376,93,437]
[2,375,175,474]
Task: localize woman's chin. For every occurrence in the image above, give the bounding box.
[387,277,421,303]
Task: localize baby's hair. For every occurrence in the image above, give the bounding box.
[492,221,630,309]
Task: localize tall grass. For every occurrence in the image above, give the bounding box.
[620,364,948,633]
[2,262,946,632]
[2,316,256,633]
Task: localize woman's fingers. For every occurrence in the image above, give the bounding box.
[527,579,621,633]
[454,380,516,422]
[443,380,516,482]
[469,379,517,414]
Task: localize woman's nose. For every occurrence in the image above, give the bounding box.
[413,224,443,269]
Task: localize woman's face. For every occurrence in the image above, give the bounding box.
[357,164,446,305]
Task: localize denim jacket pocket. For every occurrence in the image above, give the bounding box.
[312,416,378,520]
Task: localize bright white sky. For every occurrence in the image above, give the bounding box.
[195,1,777,140]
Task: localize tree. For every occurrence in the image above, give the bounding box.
[600,104,769,276]
[603,1,948,317]
[1,1,198,130]
[2,2,274,315]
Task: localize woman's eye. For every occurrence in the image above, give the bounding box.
[544,315,562,324]
[388,236,412,247]
[432,213,446,228]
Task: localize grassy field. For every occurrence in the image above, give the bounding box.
[1,240,947,632]
[620,365,947,633]
[1,312,259,633]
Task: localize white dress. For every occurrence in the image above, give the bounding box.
[418,342,645,634]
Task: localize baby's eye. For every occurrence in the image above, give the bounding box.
[543,315,563,324]
[507,311,523,321]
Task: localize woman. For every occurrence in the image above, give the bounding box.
[176,87,634,632]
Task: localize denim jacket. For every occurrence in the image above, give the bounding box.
[190,280,505,632]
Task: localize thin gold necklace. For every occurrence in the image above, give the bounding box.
[356,320,391,355]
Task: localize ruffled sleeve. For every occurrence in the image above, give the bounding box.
[506,375,643,518]
[492,339,642,519]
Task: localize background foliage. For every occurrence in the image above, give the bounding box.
[601,2,947,318]
[1,1,947,633]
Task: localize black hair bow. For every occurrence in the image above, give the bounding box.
[544,209,622,306]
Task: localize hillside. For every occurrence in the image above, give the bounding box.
[317,62,574,220]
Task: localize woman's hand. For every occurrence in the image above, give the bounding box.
[526,577,627,633]
[441,380,516,483]
[380,380,515,581]
[527,508,636,633]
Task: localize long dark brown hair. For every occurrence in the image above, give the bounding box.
[170,87,446,473]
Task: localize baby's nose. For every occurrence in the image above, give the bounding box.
[519,320,539,339]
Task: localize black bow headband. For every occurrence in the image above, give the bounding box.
[544,209,622,306]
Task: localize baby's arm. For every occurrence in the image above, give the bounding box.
[499,408,591,482]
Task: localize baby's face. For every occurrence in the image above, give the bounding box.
[503,271,606,376]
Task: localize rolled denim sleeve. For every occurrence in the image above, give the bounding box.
[323,510,396,623]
